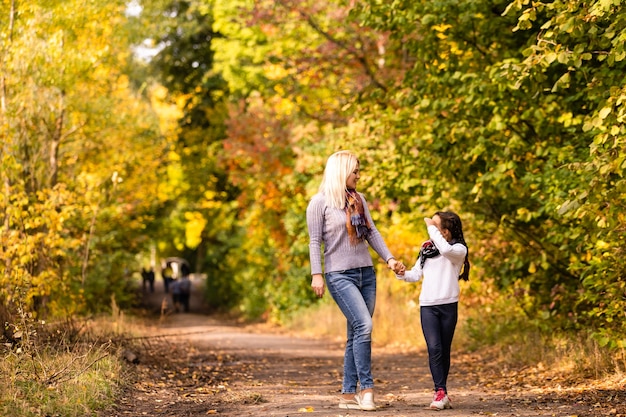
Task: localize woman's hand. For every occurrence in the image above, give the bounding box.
[311,274,325,298]
[387,258,406,275]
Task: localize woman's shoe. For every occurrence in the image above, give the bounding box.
[338,395,361,410]
[357,391,376,411]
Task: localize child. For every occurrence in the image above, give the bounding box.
[396,211,470,410]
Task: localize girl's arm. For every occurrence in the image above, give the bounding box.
[397,256,423,282]
[428,225,467,263]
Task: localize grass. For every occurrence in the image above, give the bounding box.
[0,346,122,417]
[0,298,136,417]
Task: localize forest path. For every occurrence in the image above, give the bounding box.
[106,278,624,416]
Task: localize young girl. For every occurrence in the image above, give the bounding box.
[396,211,470,410]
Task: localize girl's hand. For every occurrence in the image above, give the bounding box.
[424,217,436,226]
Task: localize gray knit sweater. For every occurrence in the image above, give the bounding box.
[306,192,394,275]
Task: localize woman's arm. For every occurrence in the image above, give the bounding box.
[306,195,325,275]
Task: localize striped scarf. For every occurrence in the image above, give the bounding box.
[345,189,371,245]
[419,240,440,268]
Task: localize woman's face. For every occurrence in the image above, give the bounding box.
[433,214,452,242]
[346,163,360,189]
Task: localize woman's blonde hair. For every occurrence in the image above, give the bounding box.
[319,150,359,209]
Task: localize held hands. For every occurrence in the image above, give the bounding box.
[388,258,406,276]
[312,259,406,297]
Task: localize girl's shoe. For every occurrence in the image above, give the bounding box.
[430,388,452,410]
[357,391,376,411]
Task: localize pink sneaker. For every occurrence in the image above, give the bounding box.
[430,388,452,410]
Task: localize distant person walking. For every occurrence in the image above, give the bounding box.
[396,211,470,410]
[146,267,155,293]
[141,267,155,293]
[169,278,181,312]
[177,263,192,312]
[161,263,173,293]
[178,274,192,312]
[306,150,405,411]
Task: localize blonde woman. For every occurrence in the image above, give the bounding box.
[306,150,404,411]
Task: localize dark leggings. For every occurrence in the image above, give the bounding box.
[420,302,458,393]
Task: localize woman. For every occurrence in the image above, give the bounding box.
[396,211,470,410]
[306,150,404,411]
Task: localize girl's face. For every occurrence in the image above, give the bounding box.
[346,164,360,189]
[433,214,452,242]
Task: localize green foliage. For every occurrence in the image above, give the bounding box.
[208,0,626,349]
[133,0,240,301]
[339,0,624,342]
[3,0,626,353]
[497,0,626,346]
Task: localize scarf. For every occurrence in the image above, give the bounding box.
[345,189,371,245]
[419,240,440,268]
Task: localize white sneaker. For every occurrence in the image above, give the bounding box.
[430,388,452,410]
[357,391,376,411]
[338,395,361,410]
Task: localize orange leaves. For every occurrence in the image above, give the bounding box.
[222,98,294,186]
[221,98,297,251]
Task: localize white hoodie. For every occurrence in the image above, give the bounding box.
[398,225,467,306]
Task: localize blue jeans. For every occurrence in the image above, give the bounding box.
[326,266,376,394]
[420,302,458,393]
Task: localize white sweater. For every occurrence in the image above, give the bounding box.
[398,225,467,306]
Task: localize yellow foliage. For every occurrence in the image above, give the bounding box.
[184,211,207,250]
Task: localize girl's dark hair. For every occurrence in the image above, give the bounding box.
[435,211,470,281]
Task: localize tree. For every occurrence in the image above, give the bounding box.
[354,0,626,345]
[0,0,164,321]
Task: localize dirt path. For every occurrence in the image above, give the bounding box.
[106,278,625,417]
